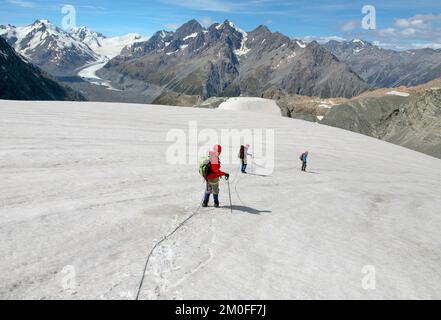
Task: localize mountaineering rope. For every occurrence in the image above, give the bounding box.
[135,200,203,300]
[232,158,249,207]
[135,156,253,299]
[234,173,247,207]
[233,157,269,208]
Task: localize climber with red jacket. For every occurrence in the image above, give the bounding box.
[202,144,230,208]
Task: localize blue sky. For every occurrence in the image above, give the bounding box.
[1,0,441,49]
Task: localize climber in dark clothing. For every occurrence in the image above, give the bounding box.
[300,151,309,172]
[238,144,252,174]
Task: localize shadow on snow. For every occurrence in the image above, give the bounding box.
[221,205,272,215]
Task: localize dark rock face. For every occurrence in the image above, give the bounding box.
[0,36,84,101]
[324,40,441,88]
[100,20,369,100]
[321,90,441,159]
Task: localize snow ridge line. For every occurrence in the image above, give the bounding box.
[135,202,203,300]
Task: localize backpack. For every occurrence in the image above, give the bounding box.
[199,155,212,180]
[300,153,304,161]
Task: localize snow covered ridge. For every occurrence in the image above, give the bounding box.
[0,20,148,65]
[0,20,97,59]
[71,26,147,59]
[296,40,306,48]
[352,39,365,45]
[233,32,251,57]
[1,100,441,299]
[387,91,410,97]
[218,97,282,116]
[94,33,148,59]
[230,23,251,57]
[183,33,198,41]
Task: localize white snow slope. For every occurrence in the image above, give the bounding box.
[83,32,148,60]
[1,100,441,300]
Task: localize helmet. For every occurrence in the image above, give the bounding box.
[213,144,222,154]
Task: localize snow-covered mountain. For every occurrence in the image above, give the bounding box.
[0,20,99,76]
[99,19,368,101]
[70,26,106,50]
[71,26,147,60]
[0,20,147,76]
[1,99,440,299]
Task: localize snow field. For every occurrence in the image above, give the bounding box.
[0,100,440,299]
[218,97,282,117]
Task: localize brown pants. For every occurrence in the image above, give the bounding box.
[206,178,220,195]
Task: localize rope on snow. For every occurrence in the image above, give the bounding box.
[135,201,203,300]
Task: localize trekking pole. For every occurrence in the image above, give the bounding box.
[227,178,233,214]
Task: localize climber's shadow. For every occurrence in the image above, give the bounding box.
[222,205,272,215]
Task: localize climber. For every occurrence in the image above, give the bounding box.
[300,151,309,172]
[238,144,252,174]
[200,144,230,208]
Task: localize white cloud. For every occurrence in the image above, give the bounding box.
[376,28,396,37]
[339,20,359,32]
[376,41,441,51]
[401,28,417,36]
[302,35,347,44]
[6,0,35,8]
[333,12,441,50]
[165,23,180,30]
[379,13,441,46]
[393,13,441,30]
[409,42,441,50]
[394,19,411,28]
[200,17,215,28]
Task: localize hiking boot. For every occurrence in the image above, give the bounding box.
[214,202,220,208]
[202,202,208,208]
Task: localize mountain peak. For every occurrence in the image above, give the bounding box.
[223,19,234,27]
[71,26,89,32]
[71,26,106,40]
[308,40,321,47]
[152,30,170,39]
[351,39,365,45]
[252,25,271,35]
[30,19,59,33]
[176,19,203,36]
[0,24,15,29]
[33,19,52,26]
